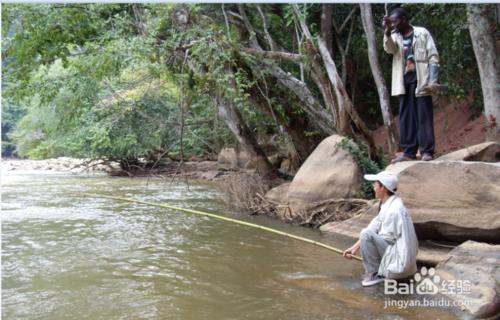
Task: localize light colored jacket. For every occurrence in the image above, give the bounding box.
[365,196,418,279]
[383,26,439,97]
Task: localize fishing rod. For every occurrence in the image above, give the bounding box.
[81,193,363,262]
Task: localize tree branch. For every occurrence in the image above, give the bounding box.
[238,4,335,135]
[256,5,275,51]
[174,39,205,51]
[222,4,231,38]
[241,47,304,63]
[317,37,378,160]
[227,10,243,21]
[345,14,356,58]
[238,4,261,49]
[339,6,358,34]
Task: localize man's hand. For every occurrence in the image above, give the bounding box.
[343,245,359,260]
[343,249,354,260]
[427,82,447,95]
[383,16,392,35]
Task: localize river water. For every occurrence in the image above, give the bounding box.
[1,170,462,319]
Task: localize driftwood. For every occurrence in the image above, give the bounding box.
[216,171,274,215]
[217,169,374,228]
[262,197,373,228]
[291,198,372,228]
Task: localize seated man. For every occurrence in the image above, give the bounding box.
[343,171,418,286]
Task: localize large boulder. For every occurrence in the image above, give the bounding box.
[217,147,252,168]
[286,135,362,213]
[436,141,500,162]
[265,182,290,204]
[218,148,239,167]
[435,241,500,318]
[387,161,500,243]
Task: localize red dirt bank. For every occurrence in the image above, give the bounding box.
[373,98,487,158]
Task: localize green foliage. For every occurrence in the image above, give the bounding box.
[9,58,231,160]
[338,137,387,199]
[1,100,25,157]
[3,4,234,162]
[2,3,486,166]
[402,4,481,103]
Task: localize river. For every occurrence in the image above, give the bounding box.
[1,169,462,319]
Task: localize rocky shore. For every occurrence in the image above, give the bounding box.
[1,157,232,179]
[1,157,121,174]
[262,137,499,318]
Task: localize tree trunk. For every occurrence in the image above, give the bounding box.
[237,4,336,136]
[291,4,378,159]
[214,91,274,176]
[247,86,313,160]
[293,6,348,134]
[326,7,353,134]
[321,4,334,57]
[467,4,500,141]
[360,3,399,154]
[268,64,336,135]
[317,37,379,160]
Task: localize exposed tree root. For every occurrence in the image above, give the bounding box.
[216,171,373,228]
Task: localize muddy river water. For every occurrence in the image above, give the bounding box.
[1,170,462,319]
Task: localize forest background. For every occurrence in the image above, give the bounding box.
[2,4,498,176]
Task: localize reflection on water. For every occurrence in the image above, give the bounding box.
[1,169,461,319]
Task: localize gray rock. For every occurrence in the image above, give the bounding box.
[217,147,253,168]
[435,241,500,318]
[437,141,500,162]
[319,203,378,238]
[286,135,362,214]
[200,170,222,181]
[265,182,291,204]
[386,161,500,243]
[218,148,239,167]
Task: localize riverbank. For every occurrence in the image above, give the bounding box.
[1,157,239,180]
[1,157,356,228]
[1,157,121,174]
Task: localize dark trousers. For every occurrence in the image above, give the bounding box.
[399,82,435,157]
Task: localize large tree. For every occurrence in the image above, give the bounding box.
[467,4,500,141]
[359,4,398,154]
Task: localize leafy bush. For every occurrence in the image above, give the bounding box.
[338,136,387,199]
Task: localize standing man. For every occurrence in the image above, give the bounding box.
[342,171,418,287]
[383,8,439,163]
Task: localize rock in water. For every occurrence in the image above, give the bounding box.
[387,161,500,243]
[435,241,500,318]
[286,135,362,214]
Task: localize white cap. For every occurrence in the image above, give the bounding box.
[364,171,398,193]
